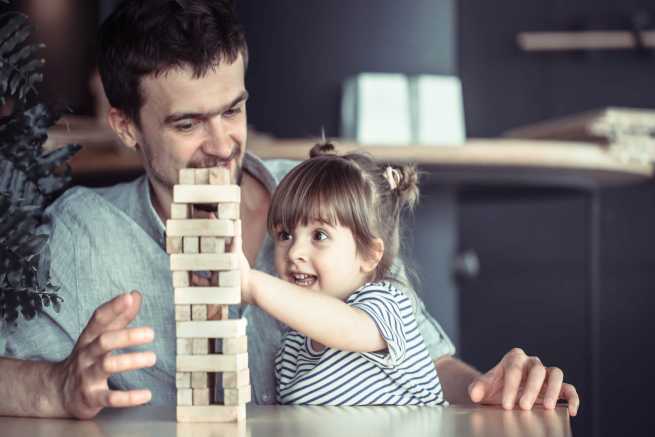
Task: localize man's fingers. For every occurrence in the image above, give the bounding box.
[501,348,528,410]
[82,327,155,362]
[541,367,564,409]
[518,357,546,410]
[78,292,135,347]
[90,351,157,379]
[468,363,501,403]
[560,383,579,416]
[98,389,153,408]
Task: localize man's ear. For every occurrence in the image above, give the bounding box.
[107,107,139,150]
[361,238,384,274]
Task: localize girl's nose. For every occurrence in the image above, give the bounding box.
[287,240,308,262]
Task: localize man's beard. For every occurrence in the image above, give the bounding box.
[191,145,243,213]
[190,144,243,184]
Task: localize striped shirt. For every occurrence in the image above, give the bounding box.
[274,282,446,406]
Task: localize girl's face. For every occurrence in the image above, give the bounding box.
[273,220,376,300]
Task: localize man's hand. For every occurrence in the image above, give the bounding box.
[55,291,156,419]
[468,348,579,416]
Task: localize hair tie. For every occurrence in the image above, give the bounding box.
[384,166,400,191]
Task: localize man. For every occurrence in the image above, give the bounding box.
[0,0,578,419]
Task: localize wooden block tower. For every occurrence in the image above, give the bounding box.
[167,167,251,423]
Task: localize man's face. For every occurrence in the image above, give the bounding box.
[134,55,247,191]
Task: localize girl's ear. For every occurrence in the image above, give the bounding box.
[107,107,140,150]
[361,238,384,274]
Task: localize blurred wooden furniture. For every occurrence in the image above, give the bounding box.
[517,31,655,51]
[49,116,652,188]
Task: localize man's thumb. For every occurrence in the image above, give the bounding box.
[468,379,487,403]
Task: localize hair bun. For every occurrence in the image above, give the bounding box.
[396,165,419,209]
[309,141,337,158]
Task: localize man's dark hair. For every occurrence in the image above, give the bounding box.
[97,0,248,125]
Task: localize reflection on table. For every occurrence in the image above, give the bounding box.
[0,404,572,437]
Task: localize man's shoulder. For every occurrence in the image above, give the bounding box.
[45,179,141,231]
[261,158,300,180]
[246,151,300,186]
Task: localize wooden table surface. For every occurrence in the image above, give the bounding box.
[0,405,572,437]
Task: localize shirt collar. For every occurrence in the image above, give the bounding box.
[137,151,277,249]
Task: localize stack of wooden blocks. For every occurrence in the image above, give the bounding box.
[167,167,250,423]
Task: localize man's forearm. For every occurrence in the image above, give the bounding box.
[0,357,66,418]
[435,355,481,404]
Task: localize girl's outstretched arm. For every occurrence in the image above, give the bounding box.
[235,237,386,353]
[248,269,387,353]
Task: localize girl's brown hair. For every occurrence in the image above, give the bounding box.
[267,142,419,283]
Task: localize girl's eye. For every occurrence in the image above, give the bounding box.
[313,230,328,241]
[277,230,292,241]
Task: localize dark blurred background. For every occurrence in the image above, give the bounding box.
[4,1,655,436]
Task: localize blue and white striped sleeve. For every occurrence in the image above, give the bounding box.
[349,284,407,368]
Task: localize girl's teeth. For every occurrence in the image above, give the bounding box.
[292,273,315,286]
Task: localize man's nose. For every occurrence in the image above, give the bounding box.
[203,118,232,156]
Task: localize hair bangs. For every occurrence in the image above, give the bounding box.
[268,158,360,234]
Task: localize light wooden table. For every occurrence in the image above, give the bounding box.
[0,405,572,437]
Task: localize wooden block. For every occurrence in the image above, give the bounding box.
[172,271,190,288]
[176,372,191,388]
[177,388,193,406]
[209,167,231,185]
[183,237,199,254]
[218,203,239,220]
[179,169,196,185]
[208,304,229,320]
[177,338,193,355]
[166,219,235,237]
[200,237,226,253]
[173,185,240,204]
[191,304,208,321]
[223,385,251,405]
[193,388,210,406]
[175,305,191,321]
[176,319,247,338]
[174,287,240,305]
[221,369,250,388]
[170,203,190,219]
[176,405,246,423]
[191,372,210,389]
[223,336,248,354]
[218,270,240,287]
[195,168,209,184]
[176,353,249,372]
[166,237,183,254]
[192,338,210,355]
[170,253,239,272]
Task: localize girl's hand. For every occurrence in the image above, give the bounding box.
[229,234,254,304]
[468,348,580,416]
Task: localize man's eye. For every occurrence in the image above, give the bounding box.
[224,107,242,118]
[313,230,328,241]
[175,121,196,132]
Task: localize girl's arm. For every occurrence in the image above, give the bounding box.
[245,269,387,353]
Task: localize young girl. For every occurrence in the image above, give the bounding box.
[238,142,445,406]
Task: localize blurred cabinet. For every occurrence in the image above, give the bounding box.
[456,182,655,437]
